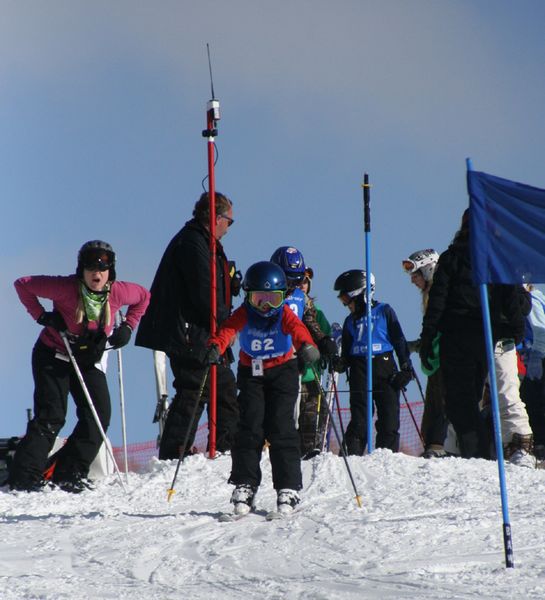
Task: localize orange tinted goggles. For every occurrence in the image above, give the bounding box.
[402,259,416,274]
[248,290,284,310]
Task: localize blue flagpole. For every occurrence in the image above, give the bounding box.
[363,173,373,453]
[466,157,514,569]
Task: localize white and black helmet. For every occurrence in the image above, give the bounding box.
[402,249,439,283]
[334,269,375,300]
[76,240,116,281]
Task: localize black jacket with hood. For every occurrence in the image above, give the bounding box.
[421,233,527,344]
[135,218,232,363]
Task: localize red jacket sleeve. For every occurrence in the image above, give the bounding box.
[209,305,248,354]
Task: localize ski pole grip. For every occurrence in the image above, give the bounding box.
[363,173,371,232]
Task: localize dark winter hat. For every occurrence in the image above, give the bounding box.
[76,240,116,281]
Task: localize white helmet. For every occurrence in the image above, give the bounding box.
[402,249,439,283]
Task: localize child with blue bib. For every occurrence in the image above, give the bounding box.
[333,269,412,455]
[208,261,319,516]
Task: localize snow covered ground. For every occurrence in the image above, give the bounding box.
[2,450,545,599]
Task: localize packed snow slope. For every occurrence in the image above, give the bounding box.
[2,450,545,599]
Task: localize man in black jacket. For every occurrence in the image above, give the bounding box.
[420,210,532,461]
[136,192,239,458]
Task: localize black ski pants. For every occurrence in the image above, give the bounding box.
[440,329,490,458]
[520,373,545,447]
[421,368,449,449]
[10,340,111,490]
[159,354,238,459]
[344,352,400,455]
[298,379,327,455]
[229,359,302,491]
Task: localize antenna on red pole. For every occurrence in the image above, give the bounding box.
[202,43,220,458]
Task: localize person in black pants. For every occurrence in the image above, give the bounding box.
[135,192,240,458]
[208,261,319,516]
[332,270,413,455]
[10,240,150,492]
[420,210,529,460]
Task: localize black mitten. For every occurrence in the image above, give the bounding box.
[107,322,132,349]
[37,311,67,332]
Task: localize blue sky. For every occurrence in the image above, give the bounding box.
[2,1,545,445]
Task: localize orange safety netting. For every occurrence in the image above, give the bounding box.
[112,400,425,473]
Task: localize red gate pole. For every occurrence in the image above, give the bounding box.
[202,47,221,458]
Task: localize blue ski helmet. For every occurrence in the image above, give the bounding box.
[270,246,306,285]
[243,262,287,317]
[242,261,287,292]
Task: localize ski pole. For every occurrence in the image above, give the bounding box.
[312,379,323,452]
[400,388,425,448]
[153,350,170,448]
[411,367,427,404]
[312,367,362,508]
[320,368,337,452]
[202,43,220,459]
[167,366,210,502]
[115,312,129,483]
[59,331,127,493]
[363,172,374,453]
[331,372,347,452]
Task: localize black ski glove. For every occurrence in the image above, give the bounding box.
[419,333,434,372]
[37,310,67,332]
[206,344,222,365]
[406,339,421,354]
[331,355,347,373]
[108,322,132,349]
[389,364,413,391]
[318,336,338,359]
[298,343,320,366]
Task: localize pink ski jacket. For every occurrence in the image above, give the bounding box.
[14,275,150,354]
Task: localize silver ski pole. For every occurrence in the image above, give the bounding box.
[60,331,127,493]
[312,367,362,508]
[116,312,129,482]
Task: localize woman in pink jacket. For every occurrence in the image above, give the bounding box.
[10,240,150,492]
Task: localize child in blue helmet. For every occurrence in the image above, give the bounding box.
[270,247,338,459]
[208,261,319,516]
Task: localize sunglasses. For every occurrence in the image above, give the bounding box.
[81,251,113,272]
[218,214,235,227]
[248,290,284,310]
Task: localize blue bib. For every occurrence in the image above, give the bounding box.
[285,288,306,321]
[345,302,393,357]
[240,309,293,359]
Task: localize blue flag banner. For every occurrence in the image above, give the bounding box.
[467,170,545,285]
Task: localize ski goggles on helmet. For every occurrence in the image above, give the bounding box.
[402,259,418,274]
[337,288,363,306]
[81,249,114,272]
[248,290,284,311]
